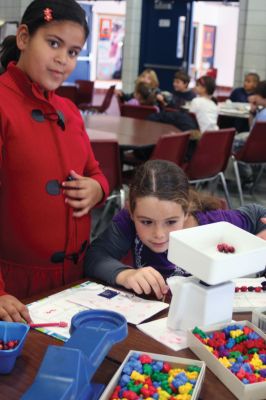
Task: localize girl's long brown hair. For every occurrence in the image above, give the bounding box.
[129,160,224,214]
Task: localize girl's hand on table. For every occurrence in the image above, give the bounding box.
[0,294,32,323]
[116,267,169,300]
[256,217,266,240]
[62,170,104,218]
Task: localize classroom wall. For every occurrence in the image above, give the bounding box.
[234,0,266,86]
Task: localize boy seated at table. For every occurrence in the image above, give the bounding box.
[157,70,196,109]
[229,72,260,103]
[230,80,266,186]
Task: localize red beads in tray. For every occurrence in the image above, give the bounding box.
[217,243,235,253]
[0,339,19,351]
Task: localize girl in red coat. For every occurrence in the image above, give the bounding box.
[0,0,109,322]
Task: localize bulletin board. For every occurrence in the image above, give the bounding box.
[201,25,216,68]
[96,14,125,80]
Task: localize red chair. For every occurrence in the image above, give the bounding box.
[75,79,94,106]
[150,132,190,164]
[232,121,266,205]
[79,85,116,114]
[55,85,78,104]
[90,138,125,238]
[122,132,190,184]
[182,128,236,208]
[120,104,158,120]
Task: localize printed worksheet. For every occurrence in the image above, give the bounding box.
[66,282,169,325]
[27,281,168,340]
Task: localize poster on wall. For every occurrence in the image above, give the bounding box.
[201,25,216,69]
[96,15,125,80]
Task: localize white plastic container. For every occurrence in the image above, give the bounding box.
[168,222,266,285]
[99,350,206,400]
[252,307,266,333]
[167,276,235,330]
[187,320,266,400]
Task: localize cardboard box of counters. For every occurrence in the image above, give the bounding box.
[252,307,266,333]
[99,350,206,400]
[187,320,266,400]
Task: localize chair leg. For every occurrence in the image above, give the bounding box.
[232,157,244,206]
[249,164,265,194]
[219,172,232,209]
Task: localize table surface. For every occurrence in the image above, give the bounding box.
[0,281,251,400]
[85,114,180,147]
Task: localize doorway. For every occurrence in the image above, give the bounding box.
[189,1,240,88]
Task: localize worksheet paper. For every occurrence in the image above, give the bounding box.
[27,281,168,341]
[233,277,266,311]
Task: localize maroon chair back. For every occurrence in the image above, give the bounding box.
[235,121,266,163]
[98,85,116,113]
[120,104,158,119]
[184,128,236,179]
[55,85,78,103]
[79,85,116,113]
[90,138,122,193]
[150,132,190,165]
[75,79,94,105]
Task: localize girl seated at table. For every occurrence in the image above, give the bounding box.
[116,68,160,103]
[126,81,159,108]
[189,75,219,134]
[85,160,266,299]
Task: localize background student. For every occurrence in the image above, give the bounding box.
[230,72,260,103]
[85,160,266,300]
[116,68,160,103]
[229,72,260,133]
[125,81,158,108]
[157,69,196,109]
[189,75,219,134]
[0,0,109,322]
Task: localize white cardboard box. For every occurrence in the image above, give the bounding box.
[252,307,266,333]
[99,350,206,400]
[168,222,266,285]
[187,320,266,400]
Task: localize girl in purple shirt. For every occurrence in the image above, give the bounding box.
[85,160,266,299]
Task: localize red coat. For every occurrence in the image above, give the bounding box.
[0,63,109,299]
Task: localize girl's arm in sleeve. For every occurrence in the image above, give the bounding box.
[238,203,266,235]
[84,221,132,286]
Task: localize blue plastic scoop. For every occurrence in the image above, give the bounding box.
[22,309,128,400]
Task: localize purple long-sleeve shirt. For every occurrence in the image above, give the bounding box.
[85,204,266,285]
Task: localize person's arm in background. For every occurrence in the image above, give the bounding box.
[238,203,266,236]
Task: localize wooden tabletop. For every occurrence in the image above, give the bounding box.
[85,114,180,148]
[0,282,251,400]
